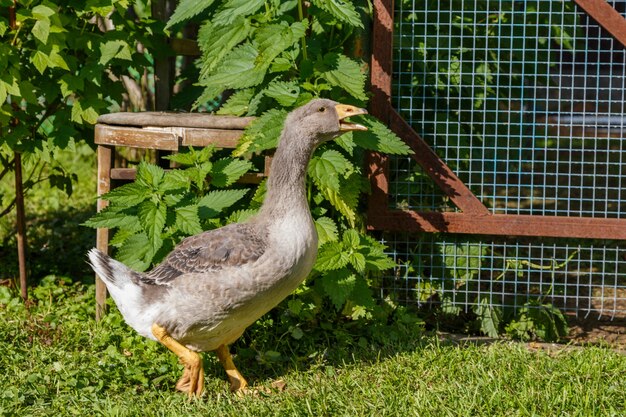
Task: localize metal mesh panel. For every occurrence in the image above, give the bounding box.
[385,0,626,318]
[378,233,626,318]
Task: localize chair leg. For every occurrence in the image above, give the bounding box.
[95,144,112,321]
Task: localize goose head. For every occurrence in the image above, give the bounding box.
[283,98,368,146]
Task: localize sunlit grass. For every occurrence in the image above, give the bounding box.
[1,281,624,416]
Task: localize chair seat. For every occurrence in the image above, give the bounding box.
[95,112,255,150]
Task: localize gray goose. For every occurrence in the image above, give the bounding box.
[88,99,367,397]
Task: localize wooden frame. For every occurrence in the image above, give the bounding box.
[366,0,626,240]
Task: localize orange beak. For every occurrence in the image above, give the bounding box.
[335,104,368,131]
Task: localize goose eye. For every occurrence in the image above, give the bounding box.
[318,106,326,113]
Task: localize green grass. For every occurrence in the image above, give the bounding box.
[1,280,624,417]
[1,144,625,416]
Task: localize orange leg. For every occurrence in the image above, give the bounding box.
[215,344,248,393]
[151,323,204,398]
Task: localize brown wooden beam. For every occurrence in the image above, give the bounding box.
[370,0,394,123]
[573,0,626,48]
[368,210,626,240]
[94,125,179,150]
[97,112,254,129]
[109,167,265,184]
[95,145,112,320]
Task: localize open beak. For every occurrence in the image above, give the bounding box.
[335,104,368,132]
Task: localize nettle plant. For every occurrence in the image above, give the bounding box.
[87,0,413,323]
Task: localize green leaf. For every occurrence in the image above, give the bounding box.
[102,182,150,207]
[70,99,99,125]
[137,201,166,245]
[350,115,413,155]
[198,189,248,219]
[234,109,287,156]
[216,89,255,116]
[320,268,356,310]
[47,46,70,71]
[360,235,397,272]
[264,80,300,107]
[314,217,338,245]
[349,252,366,273]
[32,4,56,18]
[31,50,49,74]
[322,187,356,227]
[212,0,264,26]
[342,229,361,249]
[160,169,191,195]
[311,0,363,28]
[116,232,153,272]
[197,17,251,78]
[318,53,367,100]
[473,297,502,338]
[308,149,351,192]
[164,146,215,166]
[197,43,266,104]
[136,162,165,190]
[315,241,349,271]
[32,18,50,44]
[175,204,203,235]
[210,158,253,187]
[99,40,132,65]
[166,0,216,28]
[255,21,306,63]
[227,208,258,223]
[83,207,140,230]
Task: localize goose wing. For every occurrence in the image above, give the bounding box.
[143,223,268,284]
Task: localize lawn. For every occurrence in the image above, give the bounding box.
[1,145,625,416]
[1,279,625,416]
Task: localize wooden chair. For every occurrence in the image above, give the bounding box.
[93,112,265,318]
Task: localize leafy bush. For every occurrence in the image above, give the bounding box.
[86,0,415,333]
[0,1,156,217]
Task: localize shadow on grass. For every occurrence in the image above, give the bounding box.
[0,205,96,285]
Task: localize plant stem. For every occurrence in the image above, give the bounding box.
[297,0,308,61]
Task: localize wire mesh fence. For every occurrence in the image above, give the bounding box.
[382,0,626,319]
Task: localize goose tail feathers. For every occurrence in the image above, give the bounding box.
[87,248,138,289]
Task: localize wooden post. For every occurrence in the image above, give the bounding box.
[151,0,175,112]
[9,2,27,301]
[14,152,27,301]
[95,145,112,320]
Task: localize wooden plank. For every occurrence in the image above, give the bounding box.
[97,112,255,129]
[95,145,112,321]
[182,128,243,148]
[573,0,626,48]
[368,210,626,240]
[110,168,265,184]
[110,168,137,180]
[94,124,179,150]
